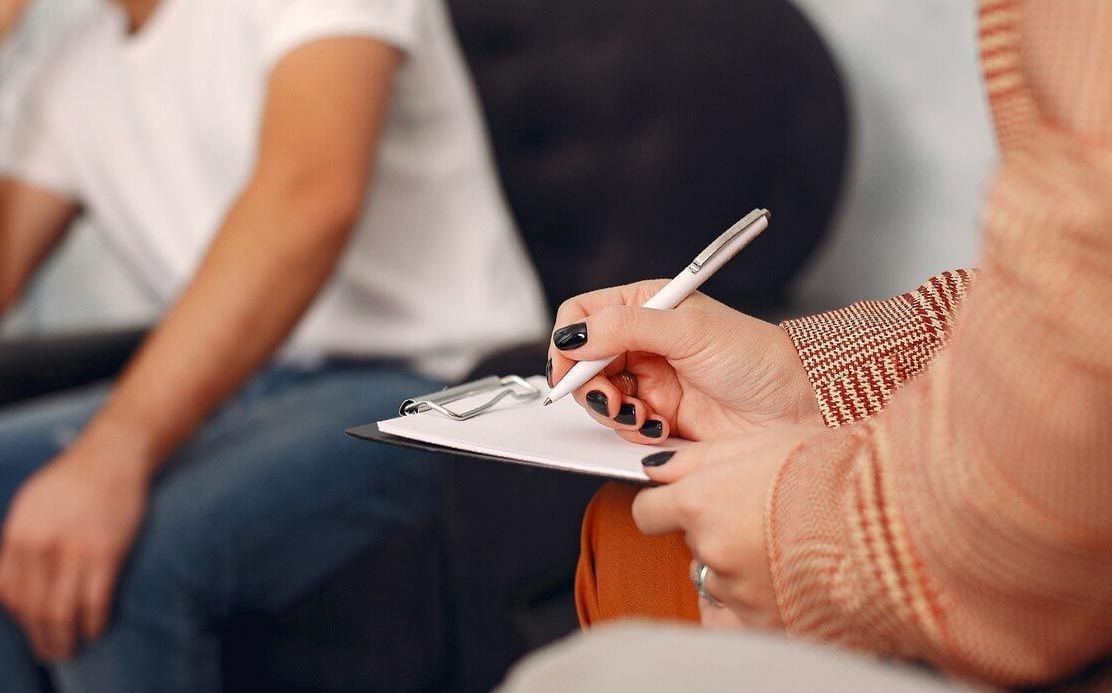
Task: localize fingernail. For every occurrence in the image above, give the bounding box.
[552,322,588,350]
[586,390,609,415]
[642,451,676,467]
[545,358,553,388]
[614,403,636,425]
[639,419,663,439]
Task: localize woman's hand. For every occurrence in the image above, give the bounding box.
[631,425,825,629]
[547,280,821,444]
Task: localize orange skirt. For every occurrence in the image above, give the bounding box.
[574,482,700,626]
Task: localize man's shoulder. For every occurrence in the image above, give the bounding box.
[24,5,117,99]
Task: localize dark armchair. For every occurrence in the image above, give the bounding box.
[440,1,847,689]
[0,1,847,691]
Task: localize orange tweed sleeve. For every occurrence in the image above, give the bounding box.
[765,1,1112,687]
[780,270,975,428]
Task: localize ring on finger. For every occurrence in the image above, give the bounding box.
[614,370,638,398]
[689,560,723,607]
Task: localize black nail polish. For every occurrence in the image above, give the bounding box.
[642,451,676,467]
[639,419,663,439]
[614,403,636,425]
[586,390,609,415]
[545,358,553,388]
[552,322,588,350]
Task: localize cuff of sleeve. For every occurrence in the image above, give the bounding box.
[0,168,77,200]
[260,1,423,74]
[0,116,79,199]
[0,152,79,200]
[779,270,974,429]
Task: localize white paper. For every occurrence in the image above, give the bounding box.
[376,376,691,482]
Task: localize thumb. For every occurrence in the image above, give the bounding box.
[640,444,715,485]
[643,432,784,484]
[551,304,709,363]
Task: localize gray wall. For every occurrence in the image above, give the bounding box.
[790,0,995,309]
[1,0,996,335]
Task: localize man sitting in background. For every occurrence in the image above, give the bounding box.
[0,0,545,690]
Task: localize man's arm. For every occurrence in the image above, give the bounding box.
[0,36,400,662]
[84,36,398,465]
[0,179,78,316]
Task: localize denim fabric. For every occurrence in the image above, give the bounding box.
[0,364,441,693]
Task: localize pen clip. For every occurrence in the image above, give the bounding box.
[688,208,770,273]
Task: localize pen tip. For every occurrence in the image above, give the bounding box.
[542,398,552,407]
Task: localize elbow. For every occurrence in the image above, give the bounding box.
[287,174,366,238]
[252,167,367,245]
[235,169,367,282]
[308,175,366,233]
[941,628,1112,689]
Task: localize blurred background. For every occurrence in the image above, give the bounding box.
[2,0,996,337]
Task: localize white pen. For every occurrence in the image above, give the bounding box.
[543,208,771,407]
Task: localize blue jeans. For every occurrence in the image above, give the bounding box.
[0,364,441,693]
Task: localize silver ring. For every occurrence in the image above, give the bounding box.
[615,370,638,398]
[689,560,722,607]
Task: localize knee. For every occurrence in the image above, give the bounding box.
[576,483,640,626]
[582,482,641,554]
[576,482,699,626]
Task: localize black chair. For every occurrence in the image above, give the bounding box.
[439,1,847,689]
[0,0,847,690]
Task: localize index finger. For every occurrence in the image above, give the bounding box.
[554,279,671,328]
[80,563,117,641]
[548,280,669,386]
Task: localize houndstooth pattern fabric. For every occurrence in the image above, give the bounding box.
[780,269,975,428]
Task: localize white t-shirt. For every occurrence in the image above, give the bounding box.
[0,0,547,380]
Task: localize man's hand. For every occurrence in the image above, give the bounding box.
[0,438,149,662]
[631,425,825,629]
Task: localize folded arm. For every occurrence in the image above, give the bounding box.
[766,2,1112,685]
[0,179,78,316]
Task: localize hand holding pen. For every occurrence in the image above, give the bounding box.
[544,210,823,445]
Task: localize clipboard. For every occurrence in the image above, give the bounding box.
[347,375,691,482]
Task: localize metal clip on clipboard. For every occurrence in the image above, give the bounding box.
[398,375,541,421]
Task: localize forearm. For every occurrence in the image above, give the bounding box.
[0,179,76,316]
[770,157,1112,682]
[0,273,16,317]
[779,269,975,428]
[0,250,36,316]
[75,176,360,473]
